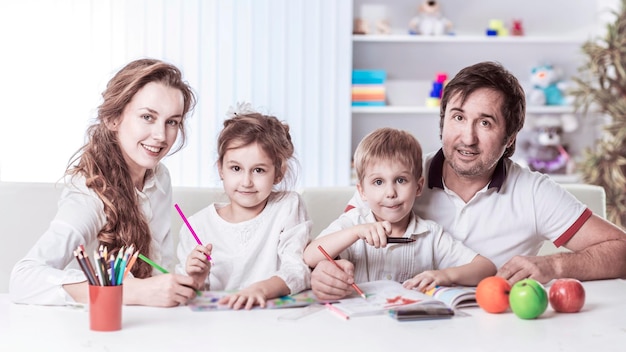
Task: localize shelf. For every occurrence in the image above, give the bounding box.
[352,34,586,44]
[352,105,578,115]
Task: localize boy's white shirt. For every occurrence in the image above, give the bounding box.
[317,207,477,284]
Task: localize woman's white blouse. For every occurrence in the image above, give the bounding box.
[9,164,175,305]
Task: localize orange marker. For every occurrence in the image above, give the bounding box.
[317,245,366,299]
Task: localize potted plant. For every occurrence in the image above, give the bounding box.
[570,0,626,228]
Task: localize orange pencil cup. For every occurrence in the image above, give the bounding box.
[89,285,123,331]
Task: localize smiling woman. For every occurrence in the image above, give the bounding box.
[9,59,200,308]
[111,81,185,189]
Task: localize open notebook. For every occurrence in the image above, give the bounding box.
[330,280,475,318]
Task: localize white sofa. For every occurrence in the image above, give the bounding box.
[0,182,606,293]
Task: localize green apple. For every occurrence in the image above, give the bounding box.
[509,278,548,319]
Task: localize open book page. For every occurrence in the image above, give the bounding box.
[425,286,477,309]
[188,290,322,311]
[330,280,430,317]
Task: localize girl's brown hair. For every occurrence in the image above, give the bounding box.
[67,59,196,278]
[217,113,296,191]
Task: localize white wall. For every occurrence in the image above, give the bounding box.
[0,0,620,187]
[0,0,353,187]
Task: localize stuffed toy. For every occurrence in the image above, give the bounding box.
[527,64,571,106]
[353,18,391,35]
[521,114,578,174]
[408,1,453,36]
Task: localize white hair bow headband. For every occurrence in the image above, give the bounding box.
[226,102,257,118]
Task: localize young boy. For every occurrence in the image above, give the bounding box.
[303,128,496,292]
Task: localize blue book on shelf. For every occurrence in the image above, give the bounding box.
[352,101,386,107]
[352,70,386,84]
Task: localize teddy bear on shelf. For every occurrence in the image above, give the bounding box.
[527,64,572,106]
[521,114,579,174]
[408,0,453,36]
[353,18,391,35]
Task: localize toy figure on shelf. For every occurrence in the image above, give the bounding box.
[527,64,572,106]
[486,19,508,36]
[408,1,453,36]
[354,4,391,35]
[353,18,391,35]
[511,19,524,36]
[521,114,578,174]
[425,72,447,107]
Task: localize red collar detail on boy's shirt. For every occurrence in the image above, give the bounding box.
[427,148,507,192]
[344,204,355,213]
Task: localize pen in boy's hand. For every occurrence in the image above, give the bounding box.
[387,237,416,243]
[175,204,212,261]
[317,245,367,299]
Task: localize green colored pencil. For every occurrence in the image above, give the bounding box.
[138,253,201,295]
[138,253,168,274]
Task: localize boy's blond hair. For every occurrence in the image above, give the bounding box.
[353,128,423,184]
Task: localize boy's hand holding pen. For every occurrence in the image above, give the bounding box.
[317,245,367,299]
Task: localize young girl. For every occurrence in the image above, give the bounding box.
[10,59,198,307]
[176,104,311,310]
[304,128,496,296]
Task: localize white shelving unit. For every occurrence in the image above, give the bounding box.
[352,103,578,115]
[353,35,585,44]
[351,0,608,181]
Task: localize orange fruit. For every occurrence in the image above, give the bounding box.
[476,276,511,314]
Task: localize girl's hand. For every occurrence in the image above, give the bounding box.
[185,244,212,290]
[185,243,213,290]
[124,273,197,307]
[403,270,452,293]
[354,221,391,248]
[218,284,267,310]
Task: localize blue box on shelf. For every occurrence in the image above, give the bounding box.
[352,70,386,85]
[352,101,386,107]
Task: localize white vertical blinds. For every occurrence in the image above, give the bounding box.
[0,0,352,187]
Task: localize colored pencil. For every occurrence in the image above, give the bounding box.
[81,249,101,286]
[138,253,201,295]
[113,246,125,282]
[74,250,97,286]
[175,203,212,261]
[116,250,129,286]
[325,302,350,320]
[77,245,100,286]
[93,250,105,286]
[123,251,139,280]
[109,253,116,285]
[387,237,416,243]
[138,253,168,274]
[317,245,367,299]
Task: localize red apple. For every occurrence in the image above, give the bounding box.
[549,278,586,313]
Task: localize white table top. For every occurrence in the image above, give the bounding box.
[1,279,625,352]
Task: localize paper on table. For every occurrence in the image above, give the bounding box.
[330,280,428,317]
[188,290,322,311]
